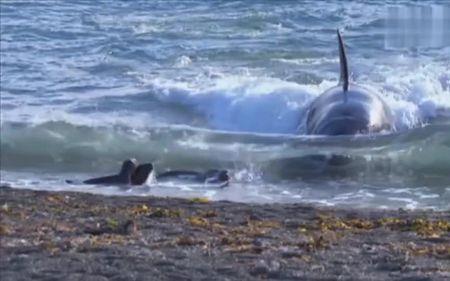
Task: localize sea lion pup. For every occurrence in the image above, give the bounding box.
[83,158,138,185]
[130,163,154,185]
[306,30,393,135]
[157,169,230,187]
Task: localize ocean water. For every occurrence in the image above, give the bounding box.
[1,0,449,210]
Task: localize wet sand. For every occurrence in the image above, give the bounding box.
[1,186,449,280]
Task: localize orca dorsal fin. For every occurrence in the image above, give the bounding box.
[337,29,349,92]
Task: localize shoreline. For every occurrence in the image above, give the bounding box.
[1,186,449,280]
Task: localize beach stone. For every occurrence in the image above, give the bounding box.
[250,260,269,275]
[283,219,301,228]
[1,187,449,281]
[377,261,402,272]
[110,273,138,281]
[66,274,109,281]
[171,251,188,260]
[281,250,302,259]
[250,259,281,276]
[397,277,433,281]
[215,266,237,276]
[0,271,29,281]
[154,259,175,267]
[251,238,270,248]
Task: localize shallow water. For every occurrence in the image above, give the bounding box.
[1,1,449,209]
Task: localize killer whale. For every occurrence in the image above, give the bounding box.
[156,169,229,187]
[306,30,393,135]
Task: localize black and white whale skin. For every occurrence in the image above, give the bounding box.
[306,30,393,135]
[156,169,230,187]
[131,166,229,187]
[82,159,138,185]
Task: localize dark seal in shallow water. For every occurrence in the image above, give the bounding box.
[83,159,138,185]
[77,160,228,187]
[131,163,154,185]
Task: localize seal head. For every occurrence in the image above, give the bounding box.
[83,158,138,185]
[131,163,154,185]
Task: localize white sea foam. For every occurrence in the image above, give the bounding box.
[2,64,447,135]
[139,63,449,134]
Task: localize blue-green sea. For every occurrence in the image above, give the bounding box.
[1,1,449,209]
